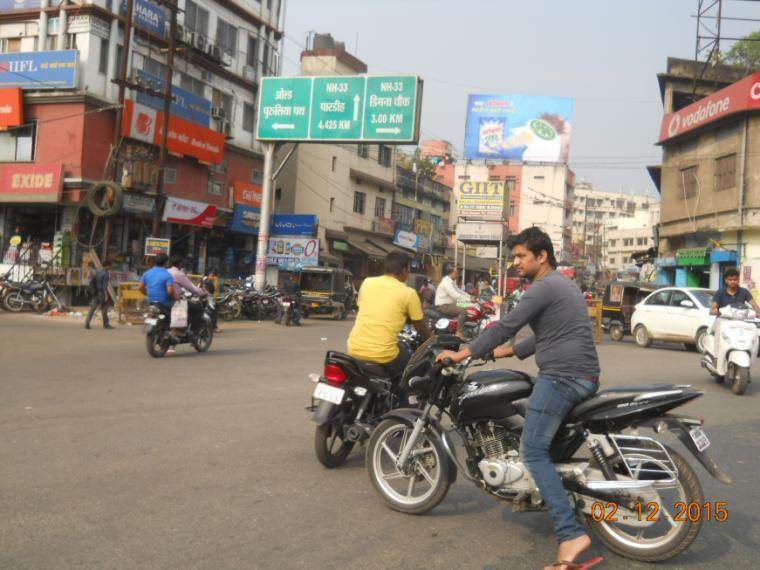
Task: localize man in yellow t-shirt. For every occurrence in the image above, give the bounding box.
[347,251,431,376]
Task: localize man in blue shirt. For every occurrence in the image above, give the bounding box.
[139,253,174,308]
[711,268,760,315]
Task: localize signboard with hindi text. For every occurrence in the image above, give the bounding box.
[257,75,422,143]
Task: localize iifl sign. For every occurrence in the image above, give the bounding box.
[122,100,225,164]
[659,72,760,143]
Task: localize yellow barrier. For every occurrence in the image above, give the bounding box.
[587,299,603,344]
[117,282,147,324]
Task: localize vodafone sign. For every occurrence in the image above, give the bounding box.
[122,100,225,164]
[659,72,760,143]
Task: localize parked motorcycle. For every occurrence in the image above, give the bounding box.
[424,300,497,339]
[366,335,731,562]
[143,297,214,357]
[307,327,424,468]
[3,277,64,313]
[216,290,243,321]
[701,304,759,395]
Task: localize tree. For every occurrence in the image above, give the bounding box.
[723,30,760,70]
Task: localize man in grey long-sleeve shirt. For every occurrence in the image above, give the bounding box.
[437,227,600,570]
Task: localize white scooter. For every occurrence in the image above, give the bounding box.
[701,304,760,395]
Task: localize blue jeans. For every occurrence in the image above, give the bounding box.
[521,373,598,543]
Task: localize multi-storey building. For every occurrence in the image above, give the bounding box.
[0,0,284,278]
[603,207,660,275]
[393,164,451,254]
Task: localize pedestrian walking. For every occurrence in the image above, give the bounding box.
[85,260,114,330]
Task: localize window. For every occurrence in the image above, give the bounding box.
[670,290,692,307]
[679,166,698,198]
[609,239,617,247]
[357,144,368,158]
[180,73,206,98]
[391,202,415,227]
[142,57,166,78]
[0,122,35,161]
[1,38,21,52]
[533,175,545,180]
[645,290,672,306]
[353,191,365,214]
[243,103,255,133]
[213,89,234,122]
[378,145,391,167]
[609,258,616,265]
[623,238,633,247]
[246,36,258,67]
[164,168,177,185]
[262,42,270,75]
[331,156,337,172]
[217,18,238,56]
[99,37,109,75]
[252,169,263,183]
[637,237,647,246]
[185,0,209,36]
[715,154,736,192]
[275,188,281,201]
[375,197,386,218]
[207,179,223,196]
[329,197,334,213]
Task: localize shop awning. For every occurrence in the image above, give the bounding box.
[344,234,388,258]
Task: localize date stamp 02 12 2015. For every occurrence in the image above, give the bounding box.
[590,501,729,524]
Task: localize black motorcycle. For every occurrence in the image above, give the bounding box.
[143,297,214,357]
[3,277,64,313]
[365,335,731,563]
[307,327,423,468]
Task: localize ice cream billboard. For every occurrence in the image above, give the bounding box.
[463,94,573,163]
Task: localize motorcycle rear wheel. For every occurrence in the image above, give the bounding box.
[193,322,214,352]
[314,422,354,468]
[4,291,25,312]
[586,446,703,562]
[146,331,170,358]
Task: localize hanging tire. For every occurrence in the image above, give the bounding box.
[86,181,124,217]
[315,422,355,468]
[4,291,25,312]
[731,366,750,395]
[609,322,624,342]
[634,325,652,348]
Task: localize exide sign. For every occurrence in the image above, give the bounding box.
[659,72,760,143]
[0,163,63,203]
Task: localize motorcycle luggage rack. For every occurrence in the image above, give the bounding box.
[609,434,678,484]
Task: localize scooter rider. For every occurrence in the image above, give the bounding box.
[710,268,760,316]
[436,227,601,570]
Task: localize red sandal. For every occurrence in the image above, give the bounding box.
[550,556,603,570]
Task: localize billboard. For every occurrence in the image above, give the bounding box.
[162,196,216,228]
[0,87,23,127]
[233,181,262,208]
[120,0,165,37]
[0,163,62,203]
[267,237,319,269]
[229,204,261,235]
[0,50,78,90]
[463,94,573,162]
[456,221,506,243]
[271,214,317,236]
[393,228,420,252]
[456,180,508,220]
[135,70,211,127]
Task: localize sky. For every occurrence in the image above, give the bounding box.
[281,0,759,197]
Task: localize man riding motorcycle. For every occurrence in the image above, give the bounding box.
[437,227,602,570]
[138,253,174,310]
[347,251,431,378]
[168,255,208,337]
[434,263,474,337]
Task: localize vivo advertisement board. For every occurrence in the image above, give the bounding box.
[135,70,211,127]
[271,214,317,236]
[120,0,165,37]
[0,0,41,9]
[229,204,261,235]
[0,50,77,90]
[463,94,573,163]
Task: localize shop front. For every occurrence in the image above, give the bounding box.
[675,248,711,288]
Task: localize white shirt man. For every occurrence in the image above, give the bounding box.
[435,274,471,306]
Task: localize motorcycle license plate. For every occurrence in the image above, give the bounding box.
[144,318,157,326]
[689,427,710,452]
[313,382,344,405]
[282,302,291,307]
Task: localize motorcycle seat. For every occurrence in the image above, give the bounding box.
[356,360,391,379]
[23,282,44,292]
[567,383,678,422]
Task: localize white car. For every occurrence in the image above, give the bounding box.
[630,287,715,351]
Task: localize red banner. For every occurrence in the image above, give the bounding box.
[0,163,62,203]
[233,180,262,208]
[122,100,225,164]
[659,72,760,143]
[162,196,216,228]
[0,87,23,128]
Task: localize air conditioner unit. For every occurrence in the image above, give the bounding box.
[211,106,226,119]
[176,23,185,43]
[207,44,222,61]
[194,33,206,52]
[221,52,232,67]
[242,65,257,83]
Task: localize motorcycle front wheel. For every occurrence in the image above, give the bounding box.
[366,418,451,515]
[586,446,704,562]
[4,291,25,312]
[731,366,750,395]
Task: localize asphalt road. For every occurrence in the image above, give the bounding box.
[1,311,760,569]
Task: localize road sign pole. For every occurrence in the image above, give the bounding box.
[254,142,276,291]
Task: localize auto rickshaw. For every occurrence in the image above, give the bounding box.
[602,281,663,341]
[299,267,354,320]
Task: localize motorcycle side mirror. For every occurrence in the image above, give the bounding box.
[680,300,695,309]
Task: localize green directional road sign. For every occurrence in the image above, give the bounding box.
[256,75,422,144]
[362,76,419,141]
[257,77,312,139]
